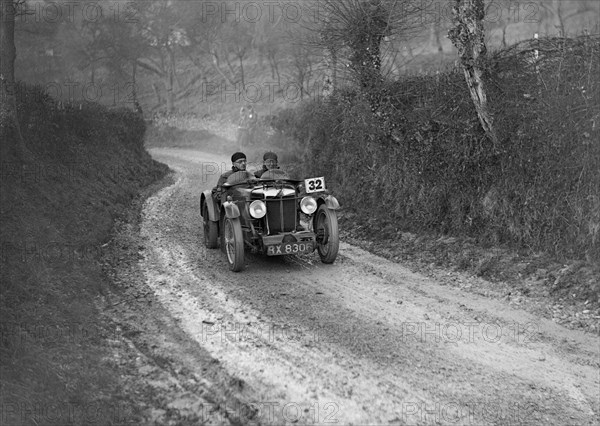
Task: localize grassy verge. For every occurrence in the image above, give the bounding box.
[0,84,168,424]
[339,212,599,334]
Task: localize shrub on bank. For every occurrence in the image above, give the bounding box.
[274,35,599,261]
[1,82,168,423]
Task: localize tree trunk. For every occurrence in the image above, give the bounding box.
[0,0,27,157]
[152,83,163,107]
[132,60,143,114]
[552,0,564,36]
[448,0,499,149]
[434,25,444,53]
[348,11,387,90]
[165,72,174,113]
[323,47,337,96]
[268,51,280,86]
[131,60,137,104]
[238,53,245,87]
[168,47,182,90]
[211,50,236,86]
[165,62,175,113]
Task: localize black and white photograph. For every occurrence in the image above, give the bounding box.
[1,0,599,424]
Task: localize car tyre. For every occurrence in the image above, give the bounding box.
[203,205,219,249]
[224,217,245,272]
[314,204,339,264]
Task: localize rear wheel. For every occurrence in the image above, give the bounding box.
[203,205,218,249]
[224,217,245,272]
[314,204,339,264]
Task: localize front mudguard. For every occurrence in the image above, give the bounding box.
[323,194,340,210]
[223,201,241,219]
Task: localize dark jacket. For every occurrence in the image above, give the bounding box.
[213,166,241,198]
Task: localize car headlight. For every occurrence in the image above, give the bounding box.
[300,196,317,215]
[249,200,267,218]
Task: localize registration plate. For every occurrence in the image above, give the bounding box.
[267,242,313,256]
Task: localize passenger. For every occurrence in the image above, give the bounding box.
[255,151,281,178]
[212,151,247,199]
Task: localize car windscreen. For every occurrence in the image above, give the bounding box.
[225,171,253,185]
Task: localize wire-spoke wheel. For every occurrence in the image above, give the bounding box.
[224,217,245,272]
[314,204,339,264]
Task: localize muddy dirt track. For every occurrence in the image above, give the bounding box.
[103,147,599,425]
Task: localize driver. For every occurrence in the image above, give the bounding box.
[254,151,281,178]
[212,151,247,199]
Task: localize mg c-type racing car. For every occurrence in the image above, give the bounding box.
[200,169,340,272]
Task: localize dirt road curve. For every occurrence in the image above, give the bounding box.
[106,148,599,425]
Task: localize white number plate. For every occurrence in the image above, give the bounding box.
[305,177,326,193]
[267,242,313,256]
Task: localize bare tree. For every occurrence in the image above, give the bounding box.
[222,21,253,87]
[79,4,150,108]
[266,40,282,85]
[430,22,445,53]
[136,1,188,112]
[257,17,286,86]
[186,1,255,89]
[448,0,499,148]
[545,0,597,36]
[184,7,237,87]
[304,0,422,91]
[287,42,315,100]
[0,0,29,157]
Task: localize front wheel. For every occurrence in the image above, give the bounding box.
[314,204,339,264]
[223,217,245,272]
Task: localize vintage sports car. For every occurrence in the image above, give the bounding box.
[200,169,340,272]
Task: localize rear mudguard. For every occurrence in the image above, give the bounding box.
[201,191,219,222]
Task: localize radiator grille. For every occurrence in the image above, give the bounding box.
[266,198,296,233]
